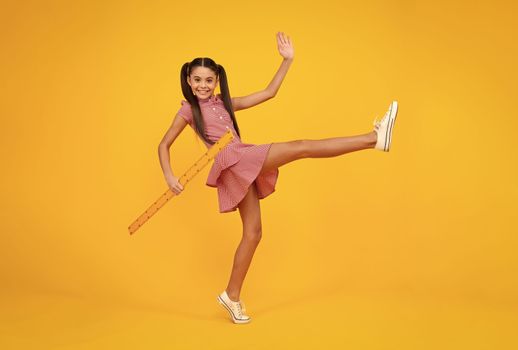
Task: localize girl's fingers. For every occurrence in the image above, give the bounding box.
[277,31,291,47]
[277,31,284,45]
[280,32,287,45]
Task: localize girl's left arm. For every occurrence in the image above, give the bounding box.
[232,32,294,111]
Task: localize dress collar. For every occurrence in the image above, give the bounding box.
[197,94,219,104]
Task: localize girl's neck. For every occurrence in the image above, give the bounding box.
[197,94,218,103]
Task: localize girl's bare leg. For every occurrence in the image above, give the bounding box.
[224,131,377,301]
[259,131,377,175]
[225,182,262,302]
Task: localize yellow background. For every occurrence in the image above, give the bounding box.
[1,0,517,348]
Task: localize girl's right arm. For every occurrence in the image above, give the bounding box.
[158,113,188,195]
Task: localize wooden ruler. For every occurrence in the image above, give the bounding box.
[128,130,234,235]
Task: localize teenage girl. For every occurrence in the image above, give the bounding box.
[158,32,398,324]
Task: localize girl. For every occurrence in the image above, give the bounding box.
[158,32,398,324]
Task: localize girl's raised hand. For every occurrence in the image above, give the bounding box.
[276,31,294,60]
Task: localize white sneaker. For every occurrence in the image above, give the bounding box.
[373,101,398,151]
[217,290,251,324]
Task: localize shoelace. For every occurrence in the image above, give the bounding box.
[373,117,381,132]
[373,110,390,131]
[231,299,246,316]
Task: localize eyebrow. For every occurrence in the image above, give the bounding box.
[193,76,214,79]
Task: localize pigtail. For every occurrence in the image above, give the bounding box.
[217,64,241,139]
[180,61,213,145]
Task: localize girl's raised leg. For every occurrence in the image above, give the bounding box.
[225,181,262,302]
[259,131,377,175]
[222,130,379,301]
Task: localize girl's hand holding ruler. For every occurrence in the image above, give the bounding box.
[128,130,234,235]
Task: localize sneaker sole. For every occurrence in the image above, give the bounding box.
[384,101,398,151]
[217,296,251,324]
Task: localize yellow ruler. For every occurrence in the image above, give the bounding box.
[128,130,234,235]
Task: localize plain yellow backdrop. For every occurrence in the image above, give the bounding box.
[1,0,517,348]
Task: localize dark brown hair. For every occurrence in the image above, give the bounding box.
[180,57,241,145]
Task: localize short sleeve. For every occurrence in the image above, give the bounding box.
[177,100,193,125]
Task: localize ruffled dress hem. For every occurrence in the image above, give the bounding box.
[206,142,279,213]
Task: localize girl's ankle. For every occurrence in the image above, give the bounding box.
[368,131,377,147]
[226,291,240,302]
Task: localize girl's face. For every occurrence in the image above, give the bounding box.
[187,66,219,99]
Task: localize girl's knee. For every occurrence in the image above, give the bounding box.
[243,227,262,243]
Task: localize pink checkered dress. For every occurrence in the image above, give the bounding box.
[177,94,279,213]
